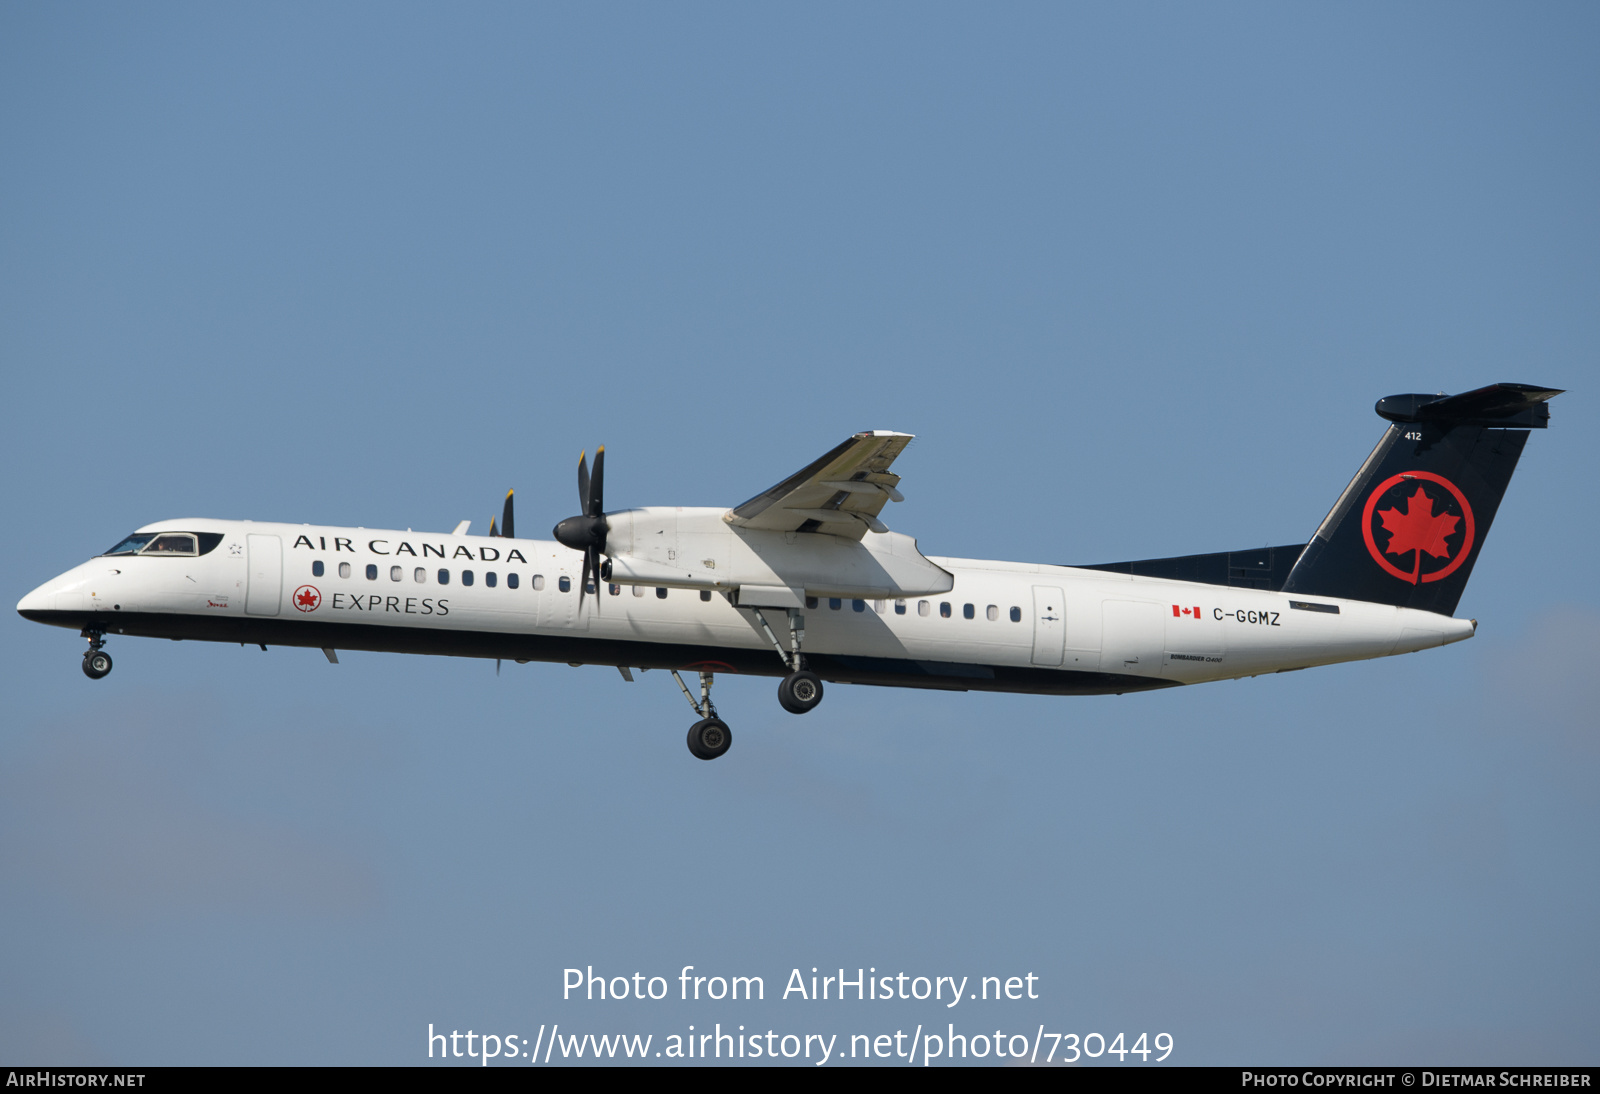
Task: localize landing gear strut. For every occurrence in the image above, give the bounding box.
[81,629,112,680]
[750,607,825,715]
[671,669,731,760]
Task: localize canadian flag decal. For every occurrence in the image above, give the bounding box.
[1172,605,1200,618]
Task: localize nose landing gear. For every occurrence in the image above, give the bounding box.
[81,629,112,680]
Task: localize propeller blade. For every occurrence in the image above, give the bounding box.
[588,446,605,518]
[488,516,498,538]
[501,489,514,539]
[577,450,590,516]
[578,548,591,611]
[554,445,609,580]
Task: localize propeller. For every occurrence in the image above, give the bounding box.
[552,446,607,609]
[488,490,514,538]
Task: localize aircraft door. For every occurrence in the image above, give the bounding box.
[536,569,588,632]
[1030,585,1065,666]
[1102,600,1163,673]
[245,534,282,615]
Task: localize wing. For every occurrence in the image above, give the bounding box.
[725,430,912,539]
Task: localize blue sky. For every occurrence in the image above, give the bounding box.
[1,3,1596,1065]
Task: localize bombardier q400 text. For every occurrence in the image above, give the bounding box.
[18,383,1561,760]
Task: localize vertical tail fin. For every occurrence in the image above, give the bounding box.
[1281,383,1562,615]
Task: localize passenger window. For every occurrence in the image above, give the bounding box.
[1010,606,1022,622]
[507,573,519,589]
[558,576,570,593]
[391,565,403,581]
[608,583,619,596]
[438,569,450,585]
[339,562,352,579]
[805,596,819,609]
[585,581,596,594]
[633,585,645,597]
[366,564,378,580]
[986,604,998,621]
[828,598,841,610]
[700,590,712,602]
[894,599,906,615]
[852,599,866,613]
[963,603,974,619]
[415,567,426,583]
[940,602,952,618]
[312,560,324,577]
[486,572,497,588]
[143,534,198,555]
[656,587,668,599]
[533,574,546,591]
[462,570,475,587]
[917,600,930,617]
[874,599,886,613]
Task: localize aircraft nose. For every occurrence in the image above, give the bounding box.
[17,577,60,617]
[17,563,95,620]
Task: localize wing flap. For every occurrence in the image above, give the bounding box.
[726,431,913,539]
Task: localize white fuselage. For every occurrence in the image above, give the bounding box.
[18,517,1474,694]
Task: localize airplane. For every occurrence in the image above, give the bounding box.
[16,382,1561,760]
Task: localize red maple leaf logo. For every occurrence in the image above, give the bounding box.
[1377,487,1459,580]
[1361,471,1476,586]
[293,585,321,611]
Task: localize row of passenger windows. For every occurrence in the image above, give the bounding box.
[807,596,1023,622]
[308,561,1021,619]
[607,583,712,601]
[316,559,554,590]
[309,559,716,600]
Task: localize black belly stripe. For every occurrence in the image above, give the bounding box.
[18,609,1175,697]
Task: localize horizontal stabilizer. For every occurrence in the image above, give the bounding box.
[1375,382,1563,428]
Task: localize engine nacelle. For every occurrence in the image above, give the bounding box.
[603,507,953,600]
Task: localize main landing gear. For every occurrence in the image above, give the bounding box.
[671,669,732,760]
[777,670,823,714]
[749,606,825,716]
[667,606,826,761]
[81,629,112,680]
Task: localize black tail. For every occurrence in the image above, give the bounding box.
[1280,382,1562,615]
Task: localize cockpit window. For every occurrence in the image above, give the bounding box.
[144,534,198,555]
[104,533,156,556]
[102,531,224,557]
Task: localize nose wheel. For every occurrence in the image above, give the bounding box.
[81,630,112,679]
